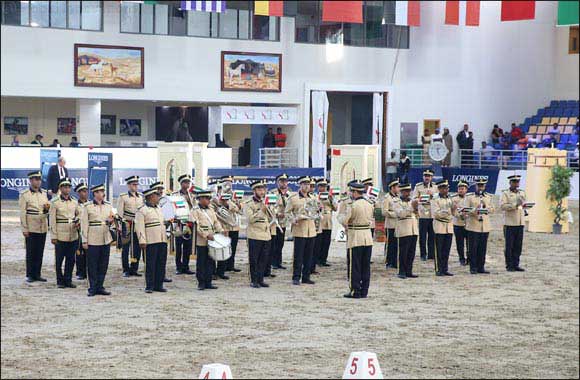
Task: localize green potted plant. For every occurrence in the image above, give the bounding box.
[546,164,574,234]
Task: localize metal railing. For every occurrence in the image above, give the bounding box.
[259,147,298,168]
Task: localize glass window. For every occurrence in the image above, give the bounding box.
[155,3,168,34]
[81,1,101,30]
[68,1,80,29]
[21,1,30,25]
[187,10,210,37]
[30,1,49,27]
[210,12,218,37]
[50,0,66,28]
[219,8,238,38]
[295,1,319,43]
[385,24,409,49]
[238,9,249,39]
[252,15,275,41]
[141,3,154,34]
[169,3,186,35]
[120,2,140,33]
[364,1,384,47]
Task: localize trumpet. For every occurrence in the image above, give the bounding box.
[216,204,237,229]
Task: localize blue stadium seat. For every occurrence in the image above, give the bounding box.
[521,125,529,133]
[545,109,554,117]
[564,109,573,117]
[537,108,545,117]
[555,108,564,115]
[532,116,541,123]
[561,134,569,144]
[569,135,579,144]
[573,109,580,117]
[557,143,567,150]
[550,100,558,107]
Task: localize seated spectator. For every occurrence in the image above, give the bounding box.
[11,135,20,146]
[516,136,529,150]
[509,122,523,143]
[69,136,80,147]
[50,139,61,147]
[527,135,540,148]
[499,135,511,150]
[481,141,495,159]
[548,123,560,136]
[491,124,504,144]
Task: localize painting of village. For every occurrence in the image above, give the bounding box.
[221,52,282,92]
[74,44,144,89]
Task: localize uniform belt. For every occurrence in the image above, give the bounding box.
[254,219,266,223]
[89,221,105,226]
[56,218,72,223]
[145,222,161,228]
[348,224,371,229]
[26,210,40,215]
[435,218,451,223]
[123,211,135,217]
[398,217,412,220]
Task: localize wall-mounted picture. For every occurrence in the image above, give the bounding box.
[101,115,117,135]
[74,44,144,89]
[120,119,141,136]
[221,51,282,92]
[57,118,77,135]
[4,116,28,135]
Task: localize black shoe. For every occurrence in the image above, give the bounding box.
[258,282,270,288]
[444,272,454,276]
[292,280,300,286]
[269,274,277,278]
[163,278,172,283]
[420,256,427,261]
[218,275,230,280]
[515,267,525,272]
[155,288,167,293]
[87,292,96,297]
[175,270,184,275]
[97,289,111,296]
[507,267,516,272]
[250,282,260,288]
[206,285,218,290]
[212,275,218,281]
[397,274,407,279]
[57,284,66,288]
[197,285,205,291]
[478,270,490,274]
[343,292,361,299]
[131,272,142,277]
[231,268,242,273]
[76,275,86,280]
[321,263,331,267]
[66,283,77,288]
[123,272,131,278]
[36,277,47,282]
[459,259,467,266]
[278,265,287,270]
[407,274,419,278]
[311,270,320,275]
[302,279,315,285]
[470,270,478,274]
[361,293,368,299]
[145,289,153,293]
[435,272,444,277]
[184,270,195,275]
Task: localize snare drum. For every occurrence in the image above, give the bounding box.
[208,233,232,262]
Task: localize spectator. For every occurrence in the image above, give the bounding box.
[499,134,511,150]
[50,139,61,147]
[69,136,80,147]
[262,128,275,148]
[30,134,44,146]
[456,124,473,167]
[385,151,398,186]
[421,129,432,165]
[572,143,579,170]
[481,141,495,159]
[443,128,453,167]
[169,108,193,142]
[11,135,20,146]
[398,151,411,184]
[430,127,443,143]
[509,123,523,144]
[548,123,560,136]
[491,124,504,144]
[47,156,69,196]
[527,135,540,148]
[274,127,287,147]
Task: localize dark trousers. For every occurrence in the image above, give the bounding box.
[174,236,192,272]
[348,245,372,297]
[75,244,87,278]
[385,228,398,267]
[263,233,276,277]
[226,231,239,271]
[419,219,435,259]
[248,239,271,284]
[145,242,168,291]
[196,245,215,288]
[25,232,46,279]
[398,235,417,276]
[318,229,332,265]
[271,228,286,267]
[87,245,110,294]
[453,225,468,261]
[311,232,323,273]
[293,236,314,282]
[434,234,453,274]
[468,231,489,272]
[504,226,524,269]
[121,232,141,274]
[55,240,77,286]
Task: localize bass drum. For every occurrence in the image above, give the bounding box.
[208,233,232,262]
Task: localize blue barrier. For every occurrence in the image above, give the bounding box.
[407,167,500,193]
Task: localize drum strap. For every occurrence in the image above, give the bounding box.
[200,209,215,233]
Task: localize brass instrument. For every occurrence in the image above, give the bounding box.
[291,197,322,229]
[477,194,488,221]
[216,204,237,229]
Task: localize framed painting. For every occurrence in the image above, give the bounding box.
[57,118,77,135]
[221,51,282,92]
[74,44,144,89]
[101,115,117,135]
[120,119,141,137]
[4,117,28,135]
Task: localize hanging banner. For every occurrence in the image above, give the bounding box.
[372,93,384,188]
[88,152,113,201]
[311,91,329,169]
[40,149,60,192]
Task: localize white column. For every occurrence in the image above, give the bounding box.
[76,99,101,146]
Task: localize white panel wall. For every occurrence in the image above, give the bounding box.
[553,26,580,100]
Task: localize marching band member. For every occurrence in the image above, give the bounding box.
[135,187,168,293]
[172,174,195,275]
[413,169,436,261]
[117,175,144,278]
[431,180,455,277]
[452,181,470,266]
[151,181,172,284]
[211,192,232,281]
[191,189,223,291]
[361,178,376,237]
[395,183,419,279]
[312,178,335,272]
[245,180,273,288]
[263,190,278,280]
[74,182,89,280]
[338,181,355,280]
[465,179,495,275]
[216,192,242,273]
[81,184,114,296]
[270,173,291,270]
[500,175,528,272]
[285,176,317,286]
[49,178,81,288]
[341,181,374,299]
[382,179,400,269]
[19,170,50,283]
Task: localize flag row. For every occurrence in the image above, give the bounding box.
[124,1,579,27]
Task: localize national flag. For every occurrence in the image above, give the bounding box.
[395,1,421,26]
[233,190,245,200]
[501,1,535,22]
[254,1,284,17]
[445,1,480,26]
[367,186,380,198]
[321,1,363,24]
[190,185,204,193]
[557,1,579,26]
[180,0,226,12]
[330,186,341,196]
[318,192,329,200]
[265,193,278,205]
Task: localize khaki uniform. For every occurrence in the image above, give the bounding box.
[75,199,90,279]
[81,201,114,246]
[319,196,336,231]
[451,193,470,263]
[19,188,50,233]
[465,192,495,233]
[413,182,436,260]
[135,204,167,245]
[191,206,223,247]
[117,191,144,274]
[500,189,526,226]
[285,192,318,238]
[382,192,400,230]
[245,197,272,241]
[49,196,81,242]
[395,198,419,277]
[269,188,291,269]
[452,194,469,227]
[116,192,143,221]
[172,190,196,274]
[412,182,435,219]
[431,195,454,234]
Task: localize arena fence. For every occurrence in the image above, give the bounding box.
[259,147,298,168]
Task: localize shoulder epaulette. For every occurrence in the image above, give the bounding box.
[119,192,127,197]
[41,188,47,193]
[451,194,458,198]
[465,192,474,196]
[137,204,145,210]
[20,189,31,195]
[288,193,297,199]
[104,200,111,205]
[50,197,59,203]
